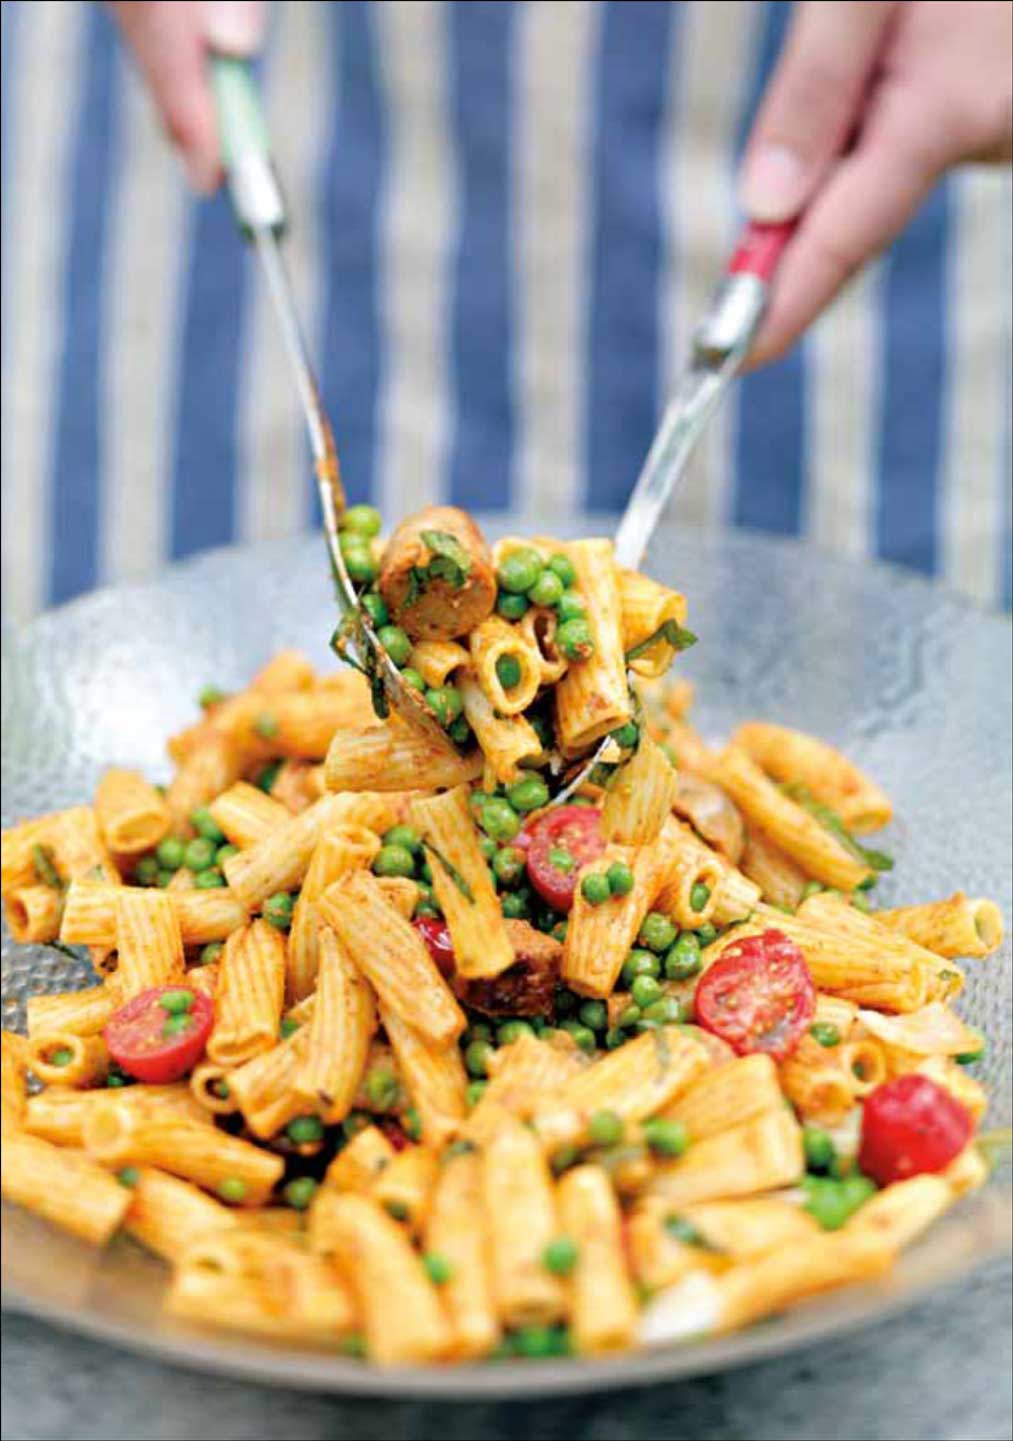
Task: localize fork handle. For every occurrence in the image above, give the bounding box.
[210,55,285,235]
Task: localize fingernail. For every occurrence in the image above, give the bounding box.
[203,0,266,55]
[739,144,808,223]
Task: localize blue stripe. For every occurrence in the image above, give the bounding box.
[48,7,121,605]
[317,0,385,515]
[586,1,676,513]
[732,1,807,537]
[448,1,516,512]
[875,183,950,576]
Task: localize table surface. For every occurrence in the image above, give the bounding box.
[3,1262,1010,1441]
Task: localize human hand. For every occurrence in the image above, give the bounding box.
[739,1,1013,365]
[107,0,266,193]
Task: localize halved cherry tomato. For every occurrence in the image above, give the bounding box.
[694,929,816,1062]
[858,1074,973,1186]
[413,915,455,976]
[104,985,214,1083]
[523,805,606,912]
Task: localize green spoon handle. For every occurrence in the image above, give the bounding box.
[210,54,284,234]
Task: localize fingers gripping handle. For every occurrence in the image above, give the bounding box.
[210,55,285,234]
[728,219,796,283]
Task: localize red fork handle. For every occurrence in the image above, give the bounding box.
[728,219,797,284]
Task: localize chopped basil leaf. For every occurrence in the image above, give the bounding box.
[423,839,475,903]
[624,619,698,666]
[32,844,63,890]
[420,530,472,585]
[782,784,894,874]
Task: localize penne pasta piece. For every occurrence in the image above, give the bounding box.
[269,760,317,814]
[409,639,470,689]
[324,717,482,794]
[372,1144,439,1233]
[711,747,871,891]
[837,1037,889,1096]
[469,615,542,716]
[619,569,689,679]
[557,1164,638,1354]
[23,1083,207,1146]
[532,1027,709,1156]
[323,1124,396,1195]
[296,928,376,1118]
[381,1005,467,1149]
[410,786,513,979]
[661,1054,784,1141]
[318,871,465,1045]
[94,768,172,856]
[84,1103,284,1205]
[739,828,808,911]
[1,1133,132,1244]
[1,1031,29,1136]
[208,782,290,849]
[208,920,286,1067]
[481,1116,566,1327]
[651,818,760,927]
[648,1109,804,1209]
[600,735,680,846]
[27,1032,109,1088]
[555,540,632,751]
[457,670,543,784]
[425,1149,499,1359]
[309,1191,454,1364]
[113,888,185,1001]
[124,1166,239,1258]
[464,1032,586,1146]
[3,883,64,943]
[876,893,1004,959]
[287,823,382,1001]
[731,722,892,833]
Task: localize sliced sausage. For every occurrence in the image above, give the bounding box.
[378,506,497,642]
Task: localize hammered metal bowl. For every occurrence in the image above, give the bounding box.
[2,527,1010,1397]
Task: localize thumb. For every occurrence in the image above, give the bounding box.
[739,1,898,223]
[201,1,267,56]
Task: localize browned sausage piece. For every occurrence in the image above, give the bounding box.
[452,919,561,1017]
[378,506,497,642]
[672,772,745,864]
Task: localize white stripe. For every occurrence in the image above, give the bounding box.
[940,167,1013,607]
[658,0,762,533]
[237,1,329,544]
[101,66,187,585]
[374,0,455,521]
[513,0,598,531]
[806,262,881,560]
[0,2,84,621]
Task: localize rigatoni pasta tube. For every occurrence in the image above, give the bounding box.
[518,606,568,685]
[296,928,375,1118]
[323,1125,396,1195]
[1,813,61,892]
[626,1198,712,1292]
[654,844,722,929]
[844,1174,954,1250]
[792,895,963,1005]
[778,1035,857,1125]
[410,786,513,980]
[94,768,172,855]
[731,722,892,833]
[408,640,470,688]
[189,1061,240,1116]
[555,539,632,751]
[165,731,248,835]
[23,1083,207,1146]
[600,735,680,846]
[27,1032,109,1088]
[83,1104,284,1204]
[318,870,465,1045]
[425,1151,499,1359]
[287,823,383,1001]
[208,782,289,849]
[469,614,542,716]
[1,1031,29,1136]
[481,1116,566,1327]
[648,1108,803,1209]
[739,828,808,911]
[223,794,361,912]
[557,1165,637,1354]
[113,888,185,1001]
[1,1134,131,1245]
[458,671,543,785]
[661,1054,784,1141]
[208,920,286,1066]
[678,1199,820,1260]
[125,1167,239,1259]
[619,569,689,680]
[227,1033,306,1139]
[49,806,120,884]
[381,1005,468,1149]
[310,1191,454,1364]
[60,880,245,948]
[711,746,871,890]
[324,717,482,793]
[372,1145,439,1234]
[3,884,64,944]
[876,893,1004,959]
[464,1033,586,1146]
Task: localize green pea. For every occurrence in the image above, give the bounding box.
[578,1000,608,1032]
[218,1177,247,1204]
[638,912,677,953]
[212,1079,231,1099]
[253,712,279,741]
[426,685,463,727]
[689,882,711,913]
[527,570,564,608]
[610,722,640,750]
[799,880,824,902]
[547,553,576,588]
[400,667,426,692]
[642,1117,689,1158]
[581,872,611,906]
[283,1176,318,1211]
[263,891,295,929]
[133,855,160,886]
[507,775,550,813]
[155,836,185,872]
[560,1020,596,1054]
[496,591,529,621]
[159,988,195,1014]
[161,1013,192,1038]
[464,1039,496,1078]
[194,864,226,887]
[617,1004,643,1030]
[465,1022,494,1044]
[497,548,544,594]
[183,837,217,873]
[554,988,578,1017]
[342,503,383,538]
[343,545,380,585]
[377,625,412,667]
[342,1111,371,1140]
[501,890,531,920]
[116,1166,140,1188]
[156,870,176,888]
[198,685,226,709]
[479,797,521,843]
[280,1016,300,1039]
[803,1175,875,1231]
[496,1019,535,1046]
[803,1126,836,1173]
[664,932,702,981]
[809,1021,841,1048]
[606,861,635,897]
[588,1109,624,1146]
[478,834,498,862]
[361,590,390,628]
[548,846,574,874]
[629,974,662,1010]
[190,807,226,844]
[383,824,422,854]
[492,846,526,887]
[198,942,223,967]
[211,844,237,870]
[48,1047,74,1067]
[622,949,662,987]
[466,1080,488,1108]
[556,590,586,623]
[556,617,594,662]
[365,1067,400,1110]
[604,1026,627,1049]
[495,654,522,690]
[423,1252,454,1285]
[541,1235,579,1276]
[513,1324,563,1358]
[641,996,683,1024]
[449,715,472,746]
[403,1107,423,1142]
[286,1114,325,1145]
[256,761,282,793]
[372,843,417,879]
